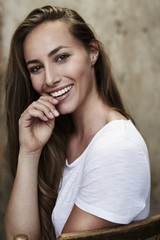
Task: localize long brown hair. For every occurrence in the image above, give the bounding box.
[5,5,131,239]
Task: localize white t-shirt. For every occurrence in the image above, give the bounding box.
[52,120,150,238]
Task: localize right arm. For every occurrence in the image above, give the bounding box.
[5,96,59,240]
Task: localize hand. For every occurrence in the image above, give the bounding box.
[19,95,59,154]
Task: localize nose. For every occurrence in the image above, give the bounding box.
[45,65,61,87]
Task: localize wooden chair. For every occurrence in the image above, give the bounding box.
[14,214,160,240]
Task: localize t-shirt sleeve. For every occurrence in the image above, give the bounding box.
[75,134,150,224]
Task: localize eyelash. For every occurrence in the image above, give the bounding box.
[56,53,69,62]
[29,54,70,74]
[29,65,43,73]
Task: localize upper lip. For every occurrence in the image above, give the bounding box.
[47,84,73,94]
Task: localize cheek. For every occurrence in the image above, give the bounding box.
[65,59,89,80]
[30,77,42,93]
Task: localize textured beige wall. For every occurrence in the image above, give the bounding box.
[0,0,160,239]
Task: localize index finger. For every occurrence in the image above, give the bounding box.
[39,95,59,105]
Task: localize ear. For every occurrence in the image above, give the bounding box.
[89,40,99,66]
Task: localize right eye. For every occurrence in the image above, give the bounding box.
[29,65,43,73]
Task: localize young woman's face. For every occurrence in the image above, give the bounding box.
[23,20,98,115]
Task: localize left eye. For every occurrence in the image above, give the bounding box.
[29,65,43,73]
[56,54,69,62]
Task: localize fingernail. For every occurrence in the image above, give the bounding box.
[52,98,58,103]
[49,112,54,118]
[44,116,48,121]
[53,109,59,117]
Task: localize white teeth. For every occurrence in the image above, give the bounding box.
[50,85,72,98]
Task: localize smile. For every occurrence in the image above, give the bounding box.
[50,85,72,98]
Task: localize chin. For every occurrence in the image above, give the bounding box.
[57,105,73,115]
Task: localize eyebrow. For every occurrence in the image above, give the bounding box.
[26,46,69,66]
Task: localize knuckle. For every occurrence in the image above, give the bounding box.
[31,101,37,107]
[27,108,33,115]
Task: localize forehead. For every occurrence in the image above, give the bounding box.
[23,20,77,53]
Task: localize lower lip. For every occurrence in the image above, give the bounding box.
[54,85,73,102]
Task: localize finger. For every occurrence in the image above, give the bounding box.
[31,101,58,119]
[26,108,50,122]
[39,95,59,105]
[37,98,59,117]
[20,108,49,124]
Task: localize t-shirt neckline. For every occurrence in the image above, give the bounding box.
[66,119,130,167]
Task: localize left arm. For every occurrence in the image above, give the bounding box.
[62,205,118,234]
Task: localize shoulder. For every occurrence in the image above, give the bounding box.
[85,120,149,171]
[88,120,148,154]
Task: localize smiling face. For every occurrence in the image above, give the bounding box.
[23,20,99,115]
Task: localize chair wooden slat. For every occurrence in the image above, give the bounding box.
[58,214,160,240]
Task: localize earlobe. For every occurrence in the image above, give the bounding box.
[89,40,99,66]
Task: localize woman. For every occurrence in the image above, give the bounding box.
[4,5,150,240]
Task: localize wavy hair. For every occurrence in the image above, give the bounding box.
[5,5,131,239]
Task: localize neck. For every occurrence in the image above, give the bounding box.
[71,94,111,140]
[71,96,127,142]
